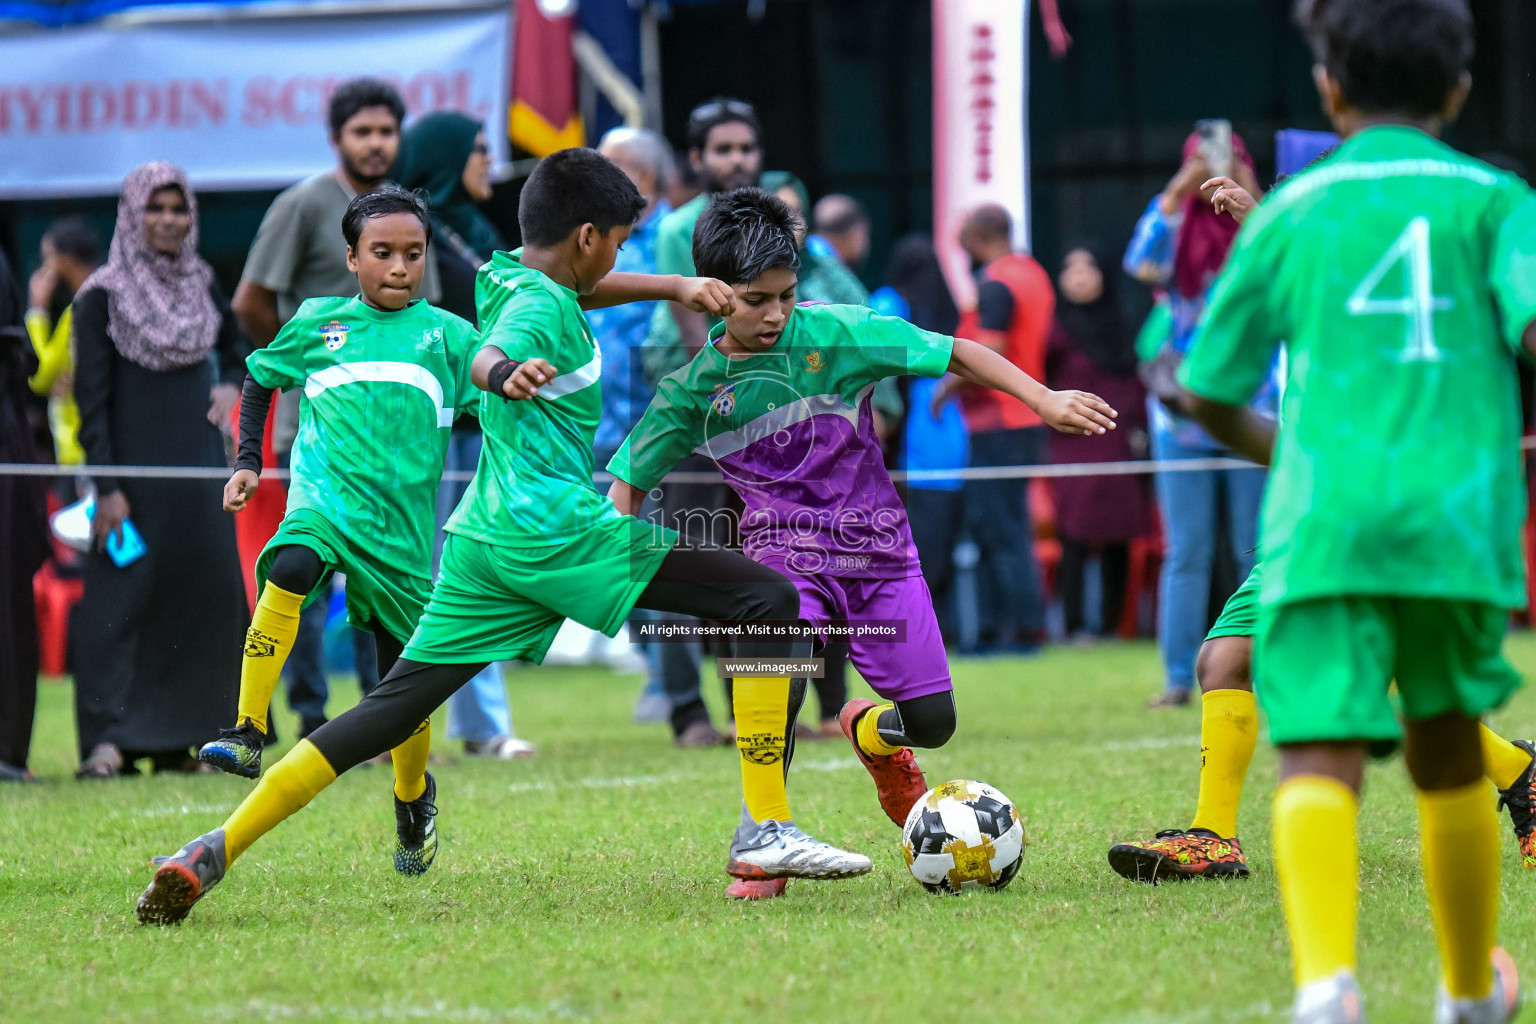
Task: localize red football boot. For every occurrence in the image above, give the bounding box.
[725,878,788,900]
[838,698,928,826]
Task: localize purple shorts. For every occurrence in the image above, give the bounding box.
[790,572,953,703]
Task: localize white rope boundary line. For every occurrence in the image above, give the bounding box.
[2,436,1533,482]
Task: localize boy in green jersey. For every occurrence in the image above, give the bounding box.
[1108,176,1536,887]
[138,149,874,926]
[1178,1,1536,1020]
[197,184,480,876]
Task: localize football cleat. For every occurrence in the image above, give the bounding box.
[136,829,228,925]
[1294,971,1366,1024]
[725,878,788,900]
[1435,947,1522,1024]
[726,819,872,881]
[1106,828,1250,883]
[393,771,439,876]
[1495,740,1536,871]
[838,699,928,826]
[197,720,265,779]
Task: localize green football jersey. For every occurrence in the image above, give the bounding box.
[247,295,481,581]
[1181,126,1536,609]
[608,303,953,578]
[447,249,621,546]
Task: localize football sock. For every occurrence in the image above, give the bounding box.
[222,739,337,864]
[1418,780,1499,1000]
[235,582,305,735]
[1273,774,1359,988]
[1189,688,1258,838]
[858,703,902,757]
[733,675,793,823]
[1479,724,1532,791]
[392,721,431,803]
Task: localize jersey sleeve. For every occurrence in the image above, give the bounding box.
[245,310,310,390]
[481,286,563,364]
[443,314,484,414]
[1178,226,1283,405]
[605,377,701,493]
[850,307,955,384]
[241,188,307,294]
[1491,187,1536,352]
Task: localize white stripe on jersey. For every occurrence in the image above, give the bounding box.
[304,361,455,427]
[539,348,602,399]
[695,382,876,460]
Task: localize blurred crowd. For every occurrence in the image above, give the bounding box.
[0,79,1269,782]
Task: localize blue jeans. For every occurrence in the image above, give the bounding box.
[435,429,514,743]
[1151,423,1265,691]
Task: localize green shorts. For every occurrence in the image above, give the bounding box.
[402,516,676,664]
[1207,562,1262,641]
[258,508,429,643]
[1256,595,1520,748]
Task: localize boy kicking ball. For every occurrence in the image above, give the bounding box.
[1177,0,1536,1020]
[137,149,872,927]
[607,188,1116,897]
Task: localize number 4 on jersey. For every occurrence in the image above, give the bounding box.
[1346,216,1454,363]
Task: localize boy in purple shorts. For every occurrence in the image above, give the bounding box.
[607,188,1116,892]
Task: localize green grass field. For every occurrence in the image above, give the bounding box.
[5,636,1536,1023]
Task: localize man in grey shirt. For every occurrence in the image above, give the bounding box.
[229,78,438,739]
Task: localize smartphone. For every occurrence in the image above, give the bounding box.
[105,517,148,568]
[1195,118,1233,179]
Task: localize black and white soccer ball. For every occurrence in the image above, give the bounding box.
[901,779,1026,894]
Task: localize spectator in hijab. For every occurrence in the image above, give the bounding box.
[0,245,50,782]
[1124,129,1274,707]
[810,193,871,273]
[1046,244,1150,641]
[71,162,249,777]
[393,111,534,761]
[26,216,100,473]
[873,236,967,637]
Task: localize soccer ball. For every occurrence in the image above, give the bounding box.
[901,779,1026,894]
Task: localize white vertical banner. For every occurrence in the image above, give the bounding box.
[933,0,1030,305]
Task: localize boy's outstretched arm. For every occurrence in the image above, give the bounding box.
[580,273,736,317]
[472,344,557,400]
[224,372,274,512]
[1186,395,1275,466]
[608,479,647,518]
[946,336,1118,436]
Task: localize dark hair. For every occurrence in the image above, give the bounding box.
[692,187,800,284]
[44,215,100,265]
[342,182,432,249]
[963,204,1013,242]
[1297,0,1472,118]
[686,97,761,152]
[813,194,869,236]
[328,78,406,138]
[517,148,645,247]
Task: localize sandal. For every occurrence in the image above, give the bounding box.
[76,742,123,779]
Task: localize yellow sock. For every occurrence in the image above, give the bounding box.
[222,739,337,864]
[235,582,306,734]
[1480,724,1532,791]
[733,676,793,823]
[856,702,901,757]
[1274,775,1359,988]
[1419,780,1500,999]
[392,721,431,802]
[1189,688,1258,838]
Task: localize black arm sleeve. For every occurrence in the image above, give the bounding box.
[209,281,253,386]
[235,373,274,475]
[976,280,1016,333]
[71,287,120,496]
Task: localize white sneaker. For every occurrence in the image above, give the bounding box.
[1436,948,1523,1024]
[1294,971,1365,1024]
[727,819,872,880]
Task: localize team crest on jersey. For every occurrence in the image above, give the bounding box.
[320,321,350,351]
[709,382,736,416]
[804,351,826,373]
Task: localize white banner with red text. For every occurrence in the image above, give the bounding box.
[932,0,1030,305]
[0,4,510,198]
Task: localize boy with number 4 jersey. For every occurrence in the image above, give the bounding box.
[1178,1,1536,1020]
[607,188,1117,897]
[198,183,479,876]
